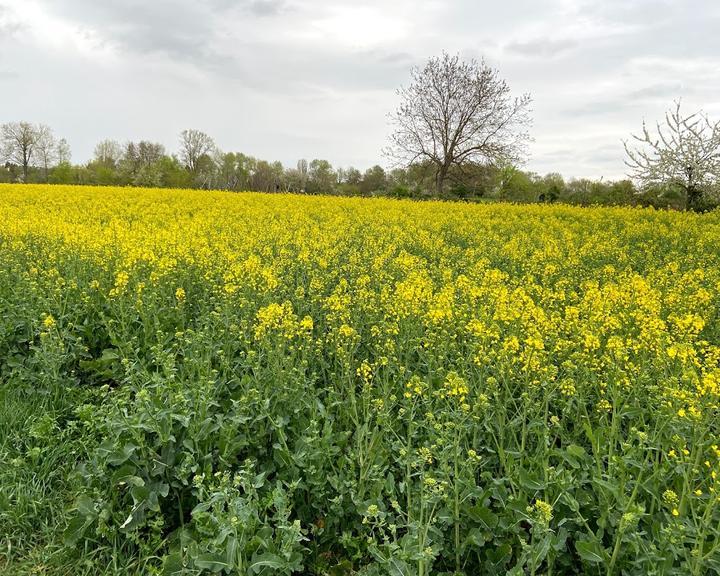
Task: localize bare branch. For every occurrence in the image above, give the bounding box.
[385,52,532,195]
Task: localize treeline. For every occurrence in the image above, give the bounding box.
[0,123,700,208]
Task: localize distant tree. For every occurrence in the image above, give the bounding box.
[538,173,565,203]
[1,121,39,182]
[344,167,362,186]
[625,101,720,210]
[387,52,532,195]
[157,156,192,188]
[307,159,335,194]
[35,124,60,183]
[127,141,166,168]
[284,167,302,192]
[179,129,216,173]
[607,180,637,206]
[563,178,595,205]
[236,154,254,190]
[297,159,309,192]
[94,140,123,166]
[335,167,346,185]
[217,152,240,190]
[119,141,167,186]
[360,165,387,195]
[56,138,71,165]
[49,162,75,184]
[496,165,535,201]
[251,160,269,191]
[271,161,286,192]
[194,152,220,189]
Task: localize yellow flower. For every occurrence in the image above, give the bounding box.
[444,371,469,402]
[663,489,678,505]
[596,399,612,413]
[42,315,56,329]
[338,324,356,339]
[533,499,553,524]
[356,361,373,384]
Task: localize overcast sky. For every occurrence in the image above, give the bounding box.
[1,0,719,179]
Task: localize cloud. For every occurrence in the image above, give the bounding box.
[0,3,23,36]
[0,0,718,180]
[245,0,285,16]
[629,82,685,100]
[0,68,19,80]
[505,38,578,58]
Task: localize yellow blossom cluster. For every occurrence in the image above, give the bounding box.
[1,184,720,571]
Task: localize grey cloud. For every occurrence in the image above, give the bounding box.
[0,4,22,36]
[173,43,417,95]
[207,0,285,15]
[34,0,280,61]
[31,0,407,94]
[375,50,414,66]
[41,1,218,61]
[2,0,719,179]
[0,68,19,79]
[629,82,685,99]
[246,0,285,16]
[574,0,676,25]
[535,148,577,159]
[564,99,633,118]
[505,38,578,58]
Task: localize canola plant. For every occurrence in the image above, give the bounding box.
[0,183,719,575]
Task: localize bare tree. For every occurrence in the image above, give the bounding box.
[1,121,39,182]
[179,129,216,172]
[386,52,532,195]
[56,138,71,165]
[297,159,308,192]
[94,139,122,165]
[624,101,720,210]
[35,124,58,182]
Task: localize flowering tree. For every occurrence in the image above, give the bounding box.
[624,101,720,210]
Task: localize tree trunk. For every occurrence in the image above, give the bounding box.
[436,164,450,196]
[686,184,701,211]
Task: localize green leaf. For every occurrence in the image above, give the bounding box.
[106,443,137,466]
[119,501,147,531]
[249,553,286,573]
[163,552,185,576]
[486,542,512,566]
[100,348,120,361]
[225,535,238,566]
[194,553,231,572]
[575,540,606,564]
[75,494,97,517]
[63,515,91,546]
[519,469,545,491]
[386,557,411,576]
[464,527,486,548]
[468,505,498,530]
[531,533,552,566]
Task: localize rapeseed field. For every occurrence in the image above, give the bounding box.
[0,184,719,574]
